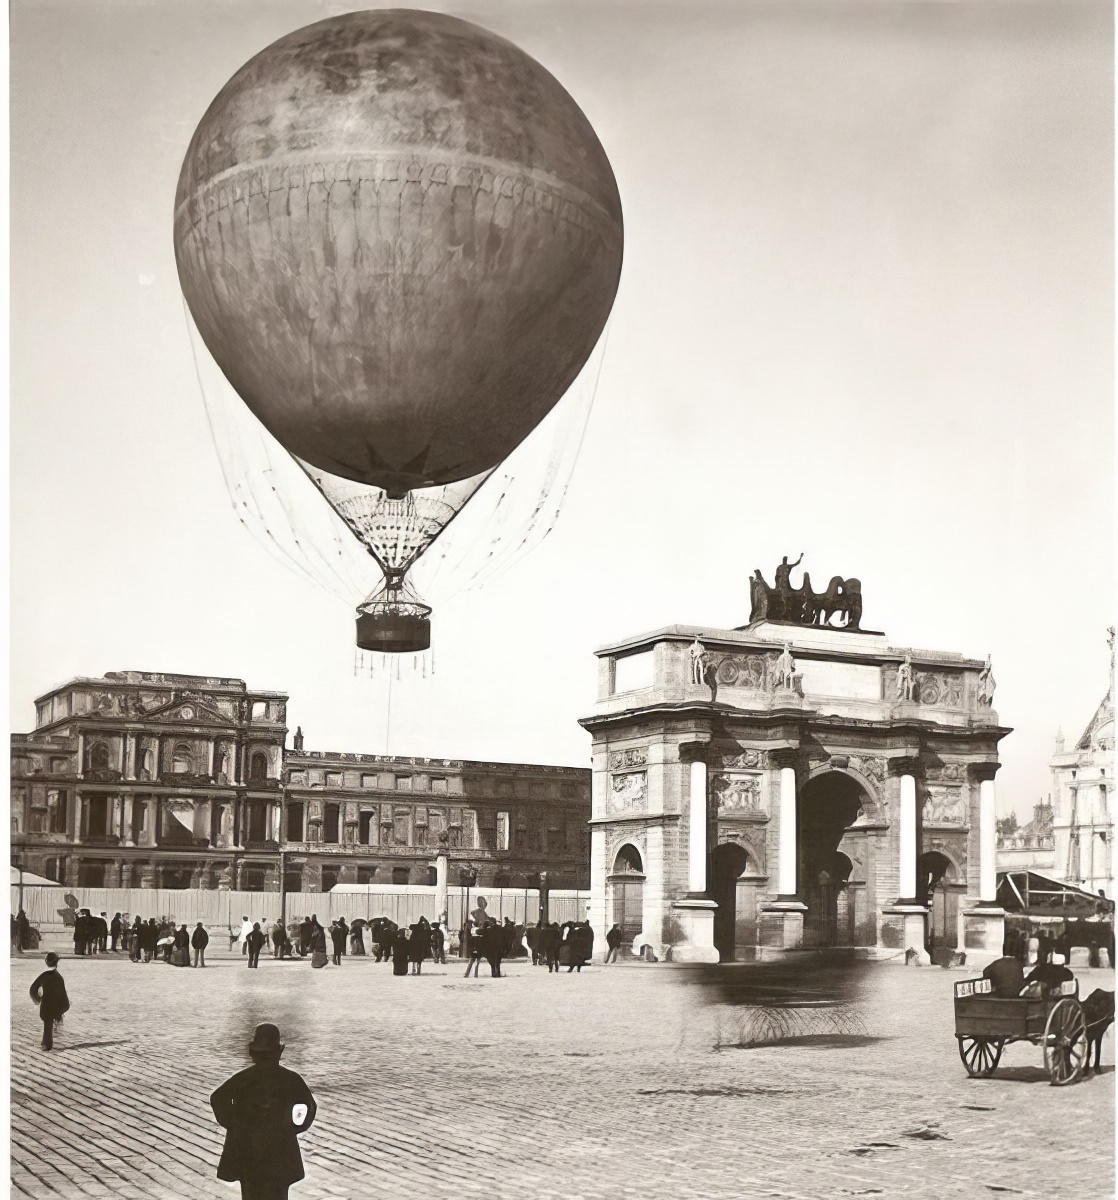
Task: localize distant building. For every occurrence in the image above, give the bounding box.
[996,801,1056,874]
[1049,686,1115,899]
[11,671,590,892]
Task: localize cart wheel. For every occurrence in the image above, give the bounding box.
[958,1036,1004,1077]
[1043,999,1087,1086]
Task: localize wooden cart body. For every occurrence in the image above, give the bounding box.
[953,977,1088,1086]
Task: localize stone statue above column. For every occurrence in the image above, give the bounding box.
[976,655,996,707]
[748,556,863,630]
[896,655,915,702]
[688,637,709,685]
[771,642,797,691]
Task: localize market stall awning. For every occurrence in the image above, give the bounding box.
[10,866,62,887]
[996,870,1110,916]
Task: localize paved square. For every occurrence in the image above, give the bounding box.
[9,943,1115,1199]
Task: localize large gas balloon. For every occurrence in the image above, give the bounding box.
[174,9,624,499]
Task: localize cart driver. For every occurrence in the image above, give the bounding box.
[1021,950,1074,997]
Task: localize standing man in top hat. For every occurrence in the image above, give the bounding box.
[211,1023,317,1199]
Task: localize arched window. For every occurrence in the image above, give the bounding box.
[250,752,268,781]
[89,743,110,772]
[172,744,193,774]
[612,844,644,875]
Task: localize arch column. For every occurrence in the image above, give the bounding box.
[760,747,807,951]
[961,762,1005,962]
[882,755,929,964]
[670,741,718,963]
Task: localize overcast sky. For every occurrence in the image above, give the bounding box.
[10,0,1114,819]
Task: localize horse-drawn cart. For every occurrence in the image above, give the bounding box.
[954,976,1089,1086]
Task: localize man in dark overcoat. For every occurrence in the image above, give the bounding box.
[246,922,267,969]
[329,921,346,966]
[30,952,70,1050]
[110,913,123,952]
[298,917,312,957]
[192,921,210,968]
[211,1023,317,1200]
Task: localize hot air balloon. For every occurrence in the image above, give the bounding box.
[174,9,623,652]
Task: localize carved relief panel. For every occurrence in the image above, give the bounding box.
[609,771,647,814]
[711,772,763,814]
[923,786,966,827]
[914,671,964,707]
[711,654,771,690]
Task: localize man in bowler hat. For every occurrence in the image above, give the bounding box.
[30,952,70,1050]
[211,1023,316,1199]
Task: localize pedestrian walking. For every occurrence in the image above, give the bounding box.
[192,921,210,968]
[392,927,411,977]
[298,917,312,958]
[336,916,348,957]
[310,924,328,969]
[431,922,445,965]
[29,952,70,1051]
[210,1023,317,1200]
[246,922,267,969]
[272,921,285,958]
[173,924,192,966]
[409,917,431,975]
[604,923,622,964]
[237,915,254,956]
[96,912,109,953]
[110,913,123,952]
[349,922,365,956]
[329,921,346,967]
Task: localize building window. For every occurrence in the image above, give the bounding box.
[283,867,302,894]
[321,866,339,891]
[324,804,340,844]
[359,811,376,845]
[78,862,106,887]
[395,775,412,791]
[50,758,68,774]
[361,774,378,788]
[172,744,192,774]
[47,790,65,834]
[357,866,376,885]
[251,701,267,721]
[140,749,154,781]
[286,802,305,842]
[288,770,306,786]
[44,857,64,884]
[90,743,110,772]
[29,808,46,834]
[426,866,438,886]
[242,867,266,892]
[326,771,343,788]
[496,812,510,851]
[36,702,49,727]
[250,752,268,781]
[497,779,514,797]
[431,777,448,794]
[393,808,411,845]
[392,867,410,885]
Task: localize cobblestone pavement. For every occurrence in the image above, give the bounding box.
[9,942,1115,1200]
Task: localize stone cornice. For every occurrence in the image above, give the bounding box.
[589,813,681,827]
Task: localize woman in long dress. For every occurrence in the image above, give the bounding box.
[392,928,411,977]
[310,924,329,969]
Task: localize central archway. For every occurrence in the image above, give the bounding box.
[798,771,873,948]
[710,842,760,962]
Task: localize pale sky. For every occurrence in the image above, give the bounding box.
[10,0,1114,819]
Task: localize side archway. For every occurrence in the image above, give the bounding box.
[710,841,762,961]
[607,842,645,954]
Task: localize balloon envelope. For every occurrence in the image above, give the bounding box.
[174,9,623,497]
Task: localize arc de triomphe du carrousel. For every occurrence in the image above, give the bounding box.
[581,558,1008,965]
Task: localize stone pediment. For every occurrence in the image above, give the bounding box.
[142,697,232,727]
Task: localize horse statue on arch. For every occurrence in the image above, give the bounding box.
[813,576,862,630]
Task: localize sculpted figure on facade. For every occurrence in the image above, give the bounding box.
[688,637,709,686]
[976,656,996,707]
[771,643,796,691]
[896,655,915,702]
[713,773,761,812]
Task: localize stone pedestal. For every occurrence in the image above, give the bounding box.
[760,900,808,951]
[962,904,1006,965]
[670,897,719,963]
[883,904,930,964]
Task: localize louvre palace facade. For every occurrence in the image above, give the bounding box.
[10,671,591,893]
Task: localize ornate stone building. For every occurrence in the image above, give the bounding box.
[996,801,1056,875]
[1049,681,1114,898]
[581,594,1010,963]
[11,671,590,892]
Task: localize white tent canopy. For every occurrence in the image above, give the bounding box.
[10,866,62,887]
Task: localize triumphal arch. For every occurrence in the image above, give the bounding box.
[580,560,1010,963]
